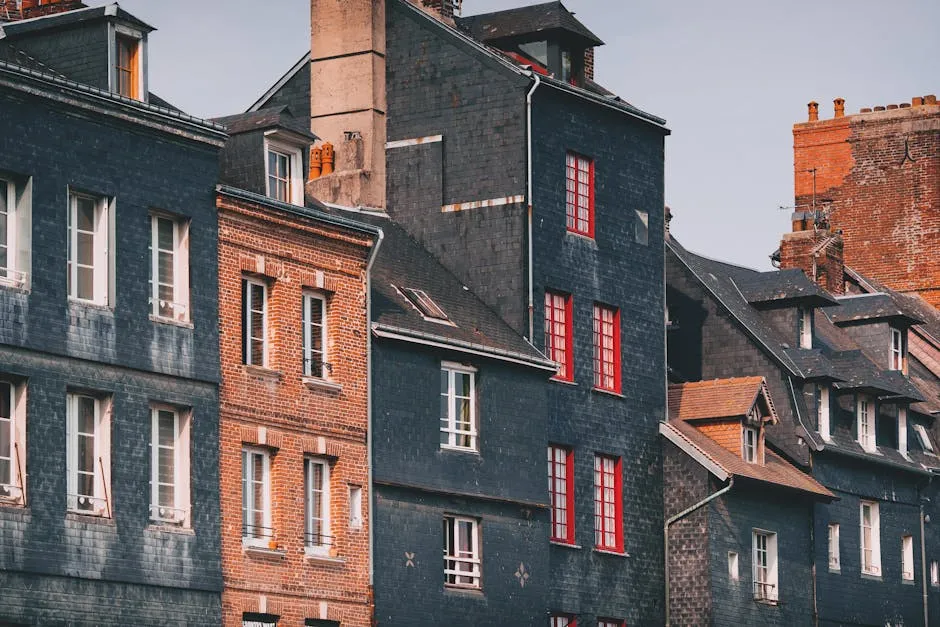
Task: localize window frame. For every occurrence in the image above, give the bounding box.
[304,456,332,556]
[828,523,840,571]
[931,560,939,587]
[728,551,739,581]
[439,362,478,452]
[241,447,272,547]
[550,614,576,627]
[890,327,905,372]
[634,209,649,245]
[592,303,621,393]
[111,25,144,100]
[443,515,482,590]
[66,392,111,517]
[264,138,304,205]
[902,534,914,581]
[67,191,110,305]
[0,379,25,505]
[913,423,934,454]
[149,404,190,526]
[860,500,882,576]
[149,213,190,322]
[898,406,909,457]
[798,307,813,349]
[0,177,15,283]
[752,529,779,602]
[742,425,758,463]
[856,395,876,453]
[548,444,575,544]
[242,278,269,367]
[302,291,328,378]
[597,620,624,627]
[544,290,574,382]
[565,151,594,238]
[816,385,831,441]
[349,484,363,530]
[593,453,623,552]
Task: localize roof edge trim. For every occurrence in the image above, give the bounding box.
[247,52,310,113]
[660,422,730,481]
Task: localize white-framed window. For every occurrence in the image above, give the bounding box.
[728,551,739,581]
[742,426,758,463]
[66,393,111,516]
[828,523,840,571]
[303,292,327,378]
[440,363,477,451]
[860,500,881,576]
[110,23,146,101]
[857,395,876,452]
[914,424,935,454]
[304,457,331,555]
[799,308,813,349]
[242,278,268,367]
[898,406,909,457]
[242,447,272,546]
[264,138,303,205]
[902,535,914,581]
[752,529,778,602]
[349,484,363,530]
[67,192,111,305]
[931,560,939,586]
[890,327,905,371]
[150,405,190,525]
[443,515,481,589]
[149,214,190,322]
[0,174,30,289]
[0,379,26,505]
[816,385,831,441]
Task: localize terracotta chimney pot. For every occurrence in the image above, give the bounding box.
[860,107,872,113]
[912,96,924,107]
[886,104,898,110]
[833,98,845,118]
[874,106,886,112]
[807,101,819,122]
[925,94,938,105]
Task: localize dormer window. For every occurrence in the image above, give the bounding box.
[110,24,146,101]
[816,385,830,441]
[742,425,759,463]
[890,327,906,371]
[264,138,303,205]
[798,308,813,349]
[914,424,935,455]
[856,395,876,453]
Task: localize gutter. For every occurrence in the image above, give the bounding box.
[524,70,541,342]
[365,227,384,620]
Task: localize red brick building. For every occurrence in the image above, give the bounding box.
[215,176,380,625]
[790,95,939,307]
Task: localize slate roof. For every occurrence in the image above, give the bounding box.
[735,268,839,308]
[348,212,555,370]
[212,106,316,141]
[825,292,923,326]
[668,377,771,422]
[662,420,834,499]
[457,1,604,46]
[0,3,154,38]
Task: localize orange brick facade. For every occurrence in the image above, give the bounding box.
[217,192,376,627]
[792,96,940,307]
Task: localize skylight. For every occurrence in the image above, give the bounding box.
[401,288,449,321]
[913,424,935,453]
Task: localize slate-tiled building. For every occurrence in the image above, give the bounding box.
[0,2,228,624]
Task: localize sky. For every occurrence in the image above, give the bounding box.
[109,0,938,270]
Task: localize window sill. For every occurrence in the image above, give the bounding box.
[440,444,480,455]
[149,314,193,329]
[305,551,345,565]
[565,230,598,247]
[902,578,916,586]
[829,567,841,574]
[147,522,194,535]
[68,299,112,311]
[550,540,582,550]
[550,377,578,387]
[443,585,484,598]
[861,572,883,582]
[302,376,342,394]
[243,365,281,380]
[243,544,287,558]
[0,278,28,293]
[66,511,114,525]
[592,387,624,398]
[753,598,779,606]
[593,547,630,558]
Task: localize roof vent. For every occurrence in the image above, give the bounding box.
[402,288,449,321]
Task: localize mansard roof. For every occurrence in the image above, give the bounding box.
[0,3,154,38]
[735,268,838,308]
[212,106,316,141]
[825,292,923,326]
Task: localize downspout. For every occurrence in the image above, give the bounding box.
[525,71,540,341]
[365,227,384,624]
[921,472,933,627]
[664,476,734,626]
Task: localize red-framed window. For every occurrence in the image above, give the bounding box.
[592,303,621,393]
[594,454,623,552]
[597,620,624,627]
[550,614,577,627]
[565,151,594,237]
[545,291,574,381]
[548,445,575,544]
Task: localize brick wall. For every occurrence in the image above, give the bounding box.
[792,99,940,307]
[216,193,375,626]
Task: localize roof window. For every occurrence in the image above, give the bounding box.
[402,288,449,322]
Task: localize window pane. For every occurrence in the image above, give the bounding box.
[77,198,95,231]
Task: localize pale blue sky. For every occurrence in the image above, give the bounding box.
[110,0,938,269]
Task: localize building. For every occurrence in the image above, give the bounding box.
[251,0,670,622]
[0,2,228,624]
[213,109,381,626]
[667,213,940,625]
[790,96,940,307]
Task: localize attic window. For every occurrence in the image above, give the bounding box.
[798,308,813,349]
[742,426,759,464]
[402,288,449,322]
[111,24,146,101]
[913,424,935,454]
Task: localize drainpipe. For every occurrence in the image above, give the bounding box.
[524,71,540,341]
[664,476,734,626]
[921,472,933,627]
[365,227,384,624]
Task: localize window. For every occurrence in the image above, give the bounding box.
[828,523,840,571]
[742,426,758,463]
[898,406,908,457]
[593,454,623,552]
[635,209,649,245]
[544,291,573,381]
[68,192,110,305]
[149,214,190,322]
[914,424,935,454]
[443,515,481,589]
[303,292,327,378]
[860,501,881,576]
[548,445,575,544]
[66,393,111,516]
[242,613,279,627]
[931,560,939,586]
[150,405,190,525]
[550,615,576,627]
[857,396,875,452]
[304,457,331,555]
[265,139,303,205]
[242,278,268,367]
[728,551,739,581]
[816,385,830,441]
[752,530,778,602]
[114,33,141,99]
[565,152,593,237]
[890,327,905,371]
[592,303,620,393]
[0,174,30,289]
[349,484,363,530]
[242,448,272,546]
[597,620,623,627]
[401,287,449,322]
[0,380,25,504]
[440,363,476,451]
[799,308,813,349]
[902,535,914,581]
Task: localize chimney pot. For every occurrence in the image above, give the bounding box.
[320,142,334,176]
[860,107,872,113]
[807,101,819,122]
[886,104,898,110]
[833,98,845,118]
[925,94,938,105]
[912,96,924,107]
[874,106,885,112]
[309,147,322,180]
[899,103,911,109]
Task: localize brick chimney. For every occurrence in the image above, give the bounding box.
[408,0,457,24]
[584,47,595,82]
[307,0,387,210]
[778,229,845,295]
[17,0,85,19]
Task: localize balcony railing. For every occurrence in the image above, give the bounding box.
[0,482,23,502]
[304,530,334,550]
[149,297,189,322]
[0,268,28,289]
[303,358,332,379]
[67,493,109,517]
[753,581,777,602]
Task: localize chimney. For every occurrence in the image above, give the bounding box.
[408,0,456,24]
[778,228,845,295]
[833,97,845,118]
[807,101,819,122]
[584,47,595,82]
[307,0,387,209]
[20,0,85,19]
[664,205,672,238]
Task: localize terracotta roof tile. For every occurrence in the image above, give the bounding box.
[668,377,767,421]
